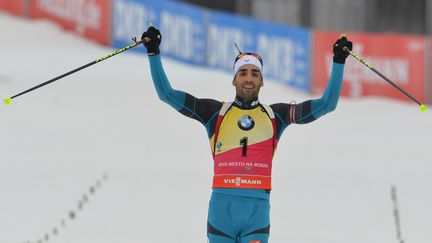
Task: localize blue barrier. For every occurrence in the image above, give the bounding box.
[112,0,311,91]
[208,11,311,91]
[112,0,207,65]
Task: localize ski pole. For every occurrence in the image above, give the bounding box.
[342,44,427,112]
[4,37,144,106]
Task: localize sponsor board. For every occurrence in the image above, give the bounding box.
[0,0,25,15]
[312,31,425,102]
[208,11,311,91]
[112,0,207,65]
[28,0,111,45]
[426,37,432,104]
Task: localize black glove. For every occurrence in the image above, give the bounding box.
[333,36,353,64]
[141,26,162,55]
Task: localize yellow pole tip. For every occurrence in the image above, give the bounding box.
[4,98,11,106]
[340,33,347,38]
[420,104,427,112]
[149,22,154,27]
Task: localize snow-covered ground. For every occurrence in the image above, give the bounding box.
[0,13,431,243]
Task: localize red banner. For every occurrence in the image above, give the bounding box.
[0,0,25,15]
[312,31,425,103]
[28,0,111,45]
[426,37,432,105]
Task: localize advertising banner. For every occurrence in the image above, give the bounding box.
[312,31,425,102]
[28,0,111,45]
[112,0,207,65]
[426,37,432,104]
[208,11,311,91]
[0,0,25,15]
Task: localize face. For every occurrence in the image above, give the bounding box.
[232,64,263,101]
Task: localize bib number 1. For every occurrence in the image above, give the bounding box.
[240,137,248,157]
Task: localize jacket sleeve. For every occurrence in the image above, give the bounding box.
[300,62,345,122]
[148,54,222,127]
[271,62,345,132]
[148,54,186,111]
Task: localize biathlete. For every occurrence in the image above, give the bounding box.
[141,25,352,243]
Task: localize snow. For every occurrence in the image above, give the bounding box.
[0,13,431,243]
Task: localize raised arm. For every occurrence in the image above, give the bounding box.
[142,26,222,129]
[148,54,187,111]
[307,36,352,120]
[298,61,345,122]
[271,36,352,135]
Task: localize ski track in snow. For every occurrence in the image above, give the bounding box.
[0,13,431,243]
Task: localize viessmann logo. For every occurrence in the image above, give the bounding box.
[224,177,262,186]
[37,0,102,33]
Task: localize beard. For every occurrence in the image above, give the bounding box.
[236,86,260,101]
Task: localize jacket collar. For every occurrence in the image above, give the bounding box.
[233,96,260,109]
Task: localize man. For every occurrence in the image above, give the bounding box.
[142,25,352,243]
